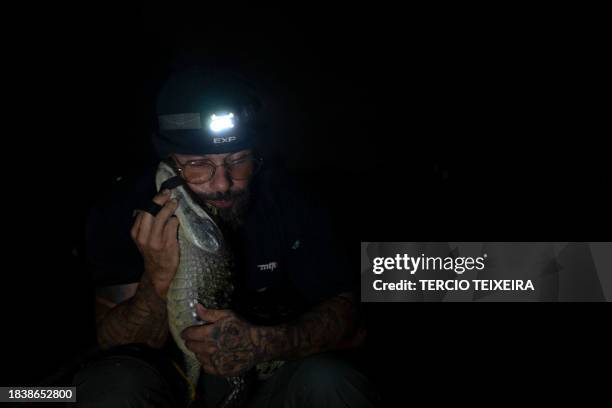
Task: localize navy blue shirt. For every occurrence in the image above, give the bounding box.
[86,166,354,325]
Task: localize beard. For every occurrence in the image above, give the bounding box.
[190,186,251,231]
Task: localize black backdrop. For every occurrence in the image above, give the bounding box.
[4,3,609,403]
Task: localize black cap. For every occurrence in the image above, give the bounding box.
[153,67,262,158]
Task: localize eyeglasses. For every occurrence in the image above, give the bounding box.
[172,153,263,184]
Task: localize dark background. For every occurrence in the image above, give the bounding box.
[4,3,609,403]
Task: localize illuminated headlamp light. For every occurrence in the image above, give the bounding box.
[208,112,235,133]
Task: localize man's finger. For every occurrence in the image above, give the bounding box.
[150,199,178,245]
[153,189,172,205]
[181,324,210,342]
[201,360,219,376]
[182,321,222,342]
[163,215,180,247]
[185,341,217,357]
[196,304,228,323]
[137,211,153,244]
[138,190,172,244]
[130,211,144,241]
[184,339,206,354]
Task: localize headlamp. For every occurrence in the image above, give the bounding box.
[154,66,263,156]
[208,112,236,133]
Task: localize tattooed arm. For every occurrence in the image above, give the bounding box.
[182,292,365,377]
[257,292,364,360]
[95,274,169,349]
[95,189,180,349]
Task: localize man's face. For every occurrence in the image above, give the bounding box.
[173,149,253,228]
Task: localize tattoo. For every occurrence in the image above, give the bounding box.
[250,292,360,362]
[208,316,260,375]
[96,274,169,349]
[188,293,361,376]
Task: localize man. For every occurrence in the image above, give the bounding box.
[73,67,379,407]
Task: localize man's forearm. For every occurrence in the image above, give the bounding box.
[97,275,169,349]
[251,292,361,362]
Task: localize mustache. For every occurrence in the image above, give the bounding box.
[194,188,249,202]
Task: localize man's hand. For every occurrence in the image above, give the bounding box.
[182,304,260,377]
[96,190,176,350]
[130,189,180,300]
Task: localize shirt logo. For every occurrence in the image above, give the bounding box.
[257,261,278,272]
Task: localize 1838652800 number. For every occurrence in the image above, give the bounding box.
[2,387,76,402]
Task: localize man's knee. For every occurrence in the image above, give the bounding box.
[286,354,380,408]
[73,350,180,407]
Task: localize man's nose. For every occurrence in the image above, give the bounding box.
[208,167,231,193]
